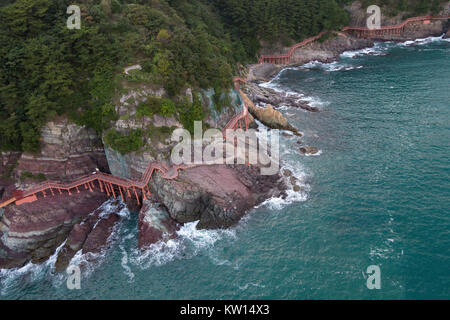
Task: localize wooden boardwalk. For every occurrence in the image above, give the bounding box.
[259,15,450,65]
[0,78,251,209]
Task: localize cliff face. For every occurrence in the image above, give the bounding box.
[107,87,287,232]
[105,87,242,180]
[0,190,107,269]
[14,116,109,186]
[149,164,286,230]
[0,115,113,270]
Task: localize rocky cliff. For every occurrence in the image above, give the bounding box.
[149,164,286,230]
[0,115,113,270]
[0,190,107,269]
[14,116,109,187]
[247,2,449,81]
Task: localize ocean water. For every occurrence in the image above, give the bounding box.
[1,36,449,300]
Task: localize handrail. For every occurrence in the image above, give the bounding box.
[259,15,450,64]
[0,77,251,208]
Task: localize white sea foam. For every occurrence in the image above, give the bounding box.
[341,43,388,58]
[0,199,129,295]
[0,239,67,296]
[300,60,364,72]
[259,78,328,111]
[257,157,311,211]
[127,221,239,269]
[237,282,266,290]
[398,34,446,46]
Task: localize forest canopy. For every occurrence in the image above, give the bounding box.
[0,0,443,153]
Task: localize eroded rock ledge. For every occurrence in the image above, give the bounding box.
[0,191,108,269]
[149,164,287,230]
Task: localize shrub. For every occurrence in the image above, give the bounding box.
[160,98,176,117]
[104,129,145,154]
[179,94,205,134]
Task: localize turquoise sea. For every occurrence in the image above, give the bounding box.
[1,36,449,300]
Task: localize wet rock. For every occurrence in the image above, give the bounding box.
[299,146,319,155]
[0,191,107,269]
[54,201,125,271]
[244,82,319,113]
[82,213,120,255]
[293,185,301,192]
[55,210,101,272]
[13,116,109,186]
[240,91,301,134]
[283,169,292,177]
[138,201,180,248]
[290,176,297,185]
[150,164,287,230]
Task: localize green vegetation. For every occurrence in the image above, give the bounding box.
[136,97,176,118]
[20,171,46,182]
[146,124,176,142]
[104,128,145,154]
[1,0,444,154]
[1,164,17,180]
[338,0,447,16]
[178,94,206,134]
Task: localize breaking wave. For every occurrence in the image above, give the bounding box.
[301,60,364,72]
[398,34,447,46]
[341,42,389,58]
[125,221,239,271]
[0,199,129,296]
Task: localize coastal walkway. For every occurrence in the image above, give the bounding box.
[259,15,450,65]
[0,78,251,209]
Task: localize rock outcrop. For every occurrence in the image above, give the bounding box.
[150,164,286,229]
[240,91,301,135]
[54,201,124,271]
[0,191,108,269]
[82,212,120,255]
[14,116,108,186]
[138,201,179,248]
[299,146,319,155]
[244,82,319,112]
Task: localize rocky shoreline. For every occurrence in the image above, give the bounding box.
[1,12,448,271]
[243,17,449,113]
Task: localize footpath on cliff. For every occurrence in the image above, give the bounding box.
[1,7,449,271]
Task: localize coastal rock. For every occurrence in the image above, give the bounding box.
[14,116,109,186]
[150,164,287,229]
[54,200,125,271]
[138,201,180,248]
[299,146,319,155]
[247,63,283,82]
[82,213,120,255]
[244,82,319,113]
[240,91,301,135]
[290,33,374,65]
[283,169,292,177]
[54,223,91,272]
[0,191,108,269]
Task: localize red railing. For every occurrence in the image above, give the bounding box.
[259,15,450,65]
[0,78,251,208]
